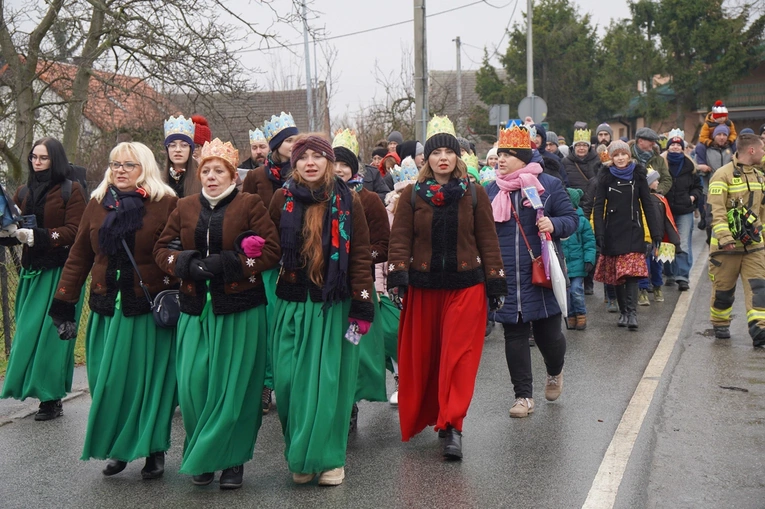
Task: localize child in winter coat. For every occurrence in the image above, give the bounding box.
[561,188,596,330]
[698,101,738,147]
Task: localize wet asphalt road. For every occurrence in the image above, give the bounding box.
[1,232,764,508]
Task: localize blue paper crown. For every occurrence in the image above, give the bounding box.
[262,112,297,142]
[164,115,195,141]
[249,128,266,143]
[479,167,496,185]
[390,157,419,185]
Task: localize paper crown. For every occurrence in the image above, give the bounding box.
[199,138,239,170]
[426,115,457,140]
[249,128,266,143]
[462,153,479,169]
[668,128,685,140]
[331,128,359,156]
[479,167,496,185]
[389,157,419,185]
[262,112,297,142]
[498,124,532,150]
[573,128,591,145]
[164,115,195,141]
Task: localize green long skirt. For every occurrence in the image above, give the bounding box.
[262,267,278,389]
[355,291,387,402]
[272,298,359,474]
[176,304,267,475]
[379,294,401,373]
[0,267,83,402]
[81,312,177,462]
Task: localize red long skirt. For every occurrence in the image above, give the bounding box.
[397,283,487,441]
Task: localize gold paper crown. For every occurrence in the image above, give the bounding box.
[498,124,532,150]
[573,129,591,145]
[331,128,359,156]
[462,153,479,169]
[199,138,239,170]
[426,115,456,140]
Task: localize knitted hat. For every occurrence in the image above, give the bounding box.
[387,131,404,145]
[486,147,498,160]
[635,127,659,142]
[371,147,387,158]
[456,136,472,154]
[759,123,765,136]
[423,116,461,159]
[712,100,728,119]
[192,115,212,146]
[333,147,359,175]
[668,136,685,149]
[608,140,630,158]
[713,124,730,138]
[567,187,583,208]
[396,140,419,160]
[596,123,613,137]
[646,168,660,185]
[740,128,755,135]
[546,131,559,146]
[290,135,335,168]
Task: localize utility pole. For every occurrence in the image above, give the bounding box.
[455,36,462,113]
[302,1,314,131]
[414,0,428,142]
[526,0,534,121]
[313,37,319,131]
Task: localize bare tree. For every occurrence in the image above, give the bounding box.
[0,0,309,179]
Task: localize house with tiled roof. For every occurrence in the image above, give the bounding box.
[0,59,175,170]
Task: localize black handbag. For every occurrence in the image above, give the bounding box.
[121,239,180,328]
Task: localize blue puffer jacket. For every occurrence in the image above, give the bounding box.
[487,173,578,324]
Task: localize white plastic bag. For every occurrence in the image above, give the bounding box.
[546,239,568,318]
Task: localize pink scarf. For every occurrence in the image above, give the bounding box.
[491,162,545,222]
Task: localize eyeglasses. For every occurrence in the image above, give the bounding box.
[167,141,190,150]
[109,161,141,172]
[29,154,50,163]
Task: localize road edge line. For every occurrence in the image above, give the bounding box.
[581,245,708,509]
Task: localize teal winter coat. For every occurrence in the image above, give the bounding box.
[561,207,596,278]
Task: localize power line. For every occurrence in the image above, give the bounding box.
[239,0,504,54]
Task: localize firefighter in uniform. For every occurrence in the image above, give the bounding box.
[707,133,765,344]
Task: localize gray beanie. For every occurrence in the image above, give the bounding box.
[415,142,424,156]
[596,123,613,137]
[635,127,659,142]
[546,131,559,145]
[456,136,472,154]
[387,131,404,144]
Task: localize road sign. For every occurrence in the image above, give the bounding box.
[518,95,548,124]
[489,104,511,126]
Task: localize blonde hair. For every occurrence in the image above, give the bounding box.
[92,142,177,202]
[417,157,467,182]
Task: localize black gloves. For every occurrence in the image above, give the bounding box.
[489,296,505,312]
[201,254,223,275]
[584,262,594,274]
[52,317,77,340]
[189,259,214,280]
[167,237,182,251]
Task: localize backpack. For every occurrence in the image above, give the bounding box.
[17,163,88,207]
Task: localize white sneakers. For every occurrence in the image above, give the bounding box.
[389,374,399,406]
[292,467,345,486]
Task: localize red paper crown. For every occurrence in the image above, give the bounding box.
[498,124,532,150]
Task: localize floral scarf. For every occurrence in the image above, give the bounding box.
[266,153,292,188]
[98,185,147,255]
[281,176,353,305]
[415,177,468,207]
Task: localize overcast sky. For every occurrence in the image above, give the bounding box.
[239,0,632,117]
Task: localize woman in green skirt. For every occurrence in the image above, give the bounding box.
[0,137,86,420]
[331,129,390,430]
[49,141,180,479]
[268,134,375,486]
[155,138,281,490]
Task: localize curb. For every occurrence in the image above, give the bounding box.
[0,388,89,427]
